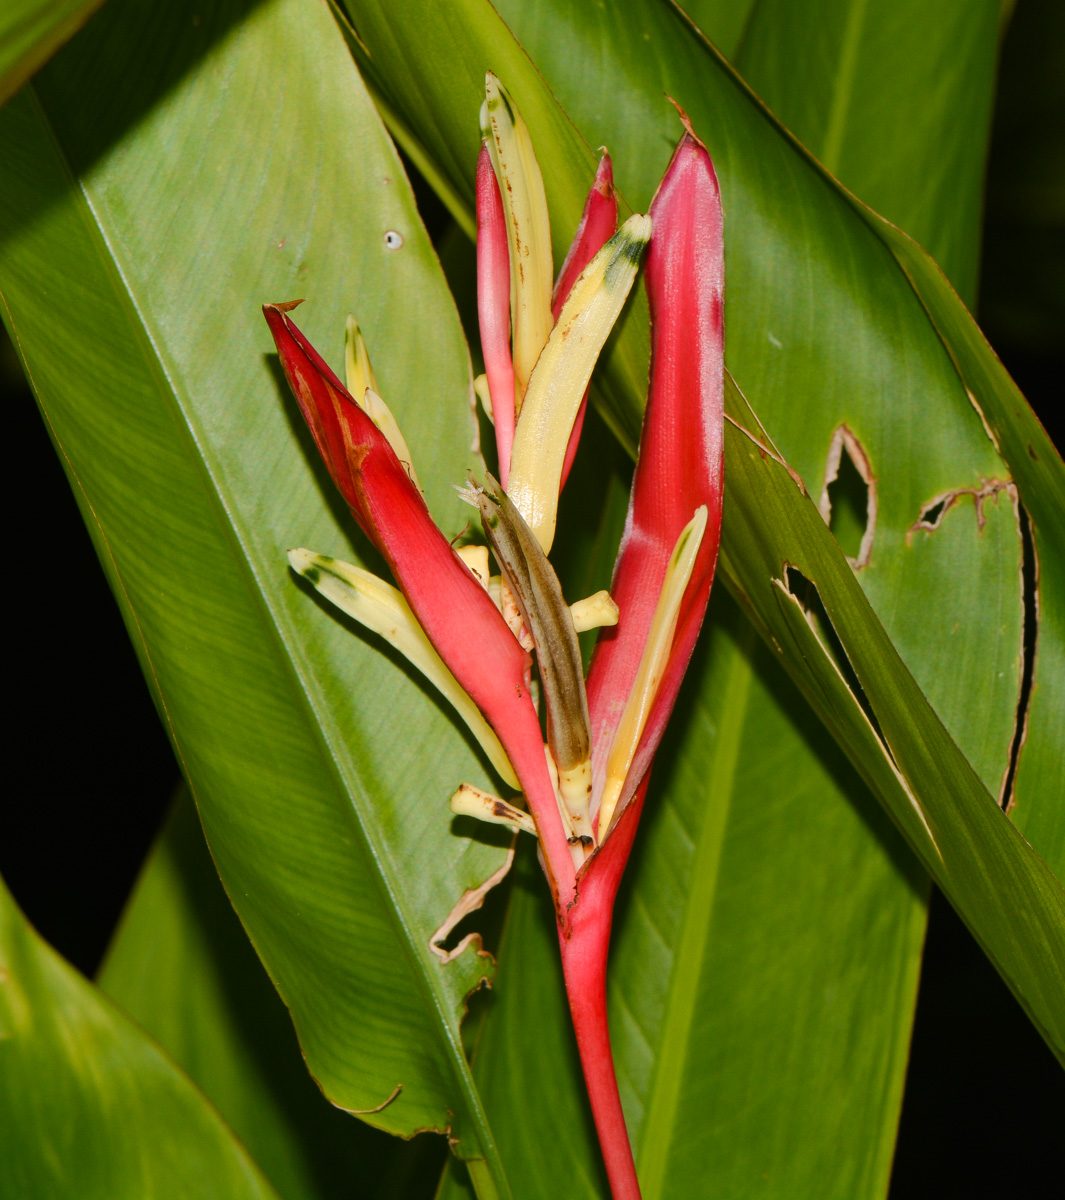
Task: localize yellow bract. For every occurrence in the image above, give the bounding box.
[597,506,708,835]
[287,549,518,789]
[449,782,536,836]
[480,73,554,403]
[506,214,652,552]
[344,316,421,492]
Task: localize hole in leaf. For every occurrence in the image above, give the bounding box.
[1000,502,1038,810]
[918,497,948,529]
[819,426,876,567]
[432,862,513,960]
[828,444,871,559]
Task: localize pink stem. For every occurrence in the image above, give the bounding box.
[558,784,647,1200]
[560,927,640,1200]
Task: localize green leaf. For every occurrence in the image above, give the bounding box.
[866,211,1065,877]
[0,0,513,1185]
[0,874,280,1200]
[0,0,106,106]
[727,0,1065,885]
[732,0,999,305]
[719,373,1065,1061]
[98,789,446,1200]
[673,0,758,59]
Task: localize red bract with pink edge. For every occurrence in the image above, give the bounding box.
[266,77,723,1200]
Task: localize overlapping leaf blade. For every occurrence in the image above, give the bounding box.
[727,0,1065,873]
[0,0,515,1185]
[0,875,280,1200]
[719,374,1065,1059]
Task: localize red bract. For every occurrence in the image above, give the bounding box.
[586,127,724,835]
[265,302,577,894]
[475,144,517,487]
[551,154,618,488]
[267,103,722,1200]
[560,123,724,1200]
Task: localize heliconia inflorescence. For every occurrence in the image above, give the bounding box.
[265,76,723,1200]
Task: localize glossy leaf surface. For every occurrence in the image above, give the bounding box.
[733,0,999,304]
[718,374,1065,1060]
[0,875,279,1200]
[99,792,447,1200]
[729,0,1064,875]
[0,0,106,105]
[0,0,511,1181]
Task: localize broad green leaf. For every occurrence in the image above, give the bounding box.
[0,0,106,106]
[727,0,1065,874]
[726,0,1065,876]
[866,215,1065,875]
[733,0,999,305]
[98,790,446,1200]
[0,0,512,1185]
[0,874,279,1200]
[719,374,1065,1061]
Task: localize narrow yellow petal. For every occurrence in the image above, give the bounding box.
[288,549,518,789]
[344,314,379,398]
[455,544,491,590]
[481,73,553,399]
[449,783,537,836]
[344,316,422,492]
[362,387,422,493]
[473,373,495,425]
[507,214,652,551]
[570,589,619,632]
[557,757,594,847]
[598,506,708,836]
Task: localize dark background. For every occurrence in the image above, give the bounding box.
[2,1,1062,1195]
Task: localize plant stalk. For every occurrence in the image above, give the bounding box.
[557,789,647,1200]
